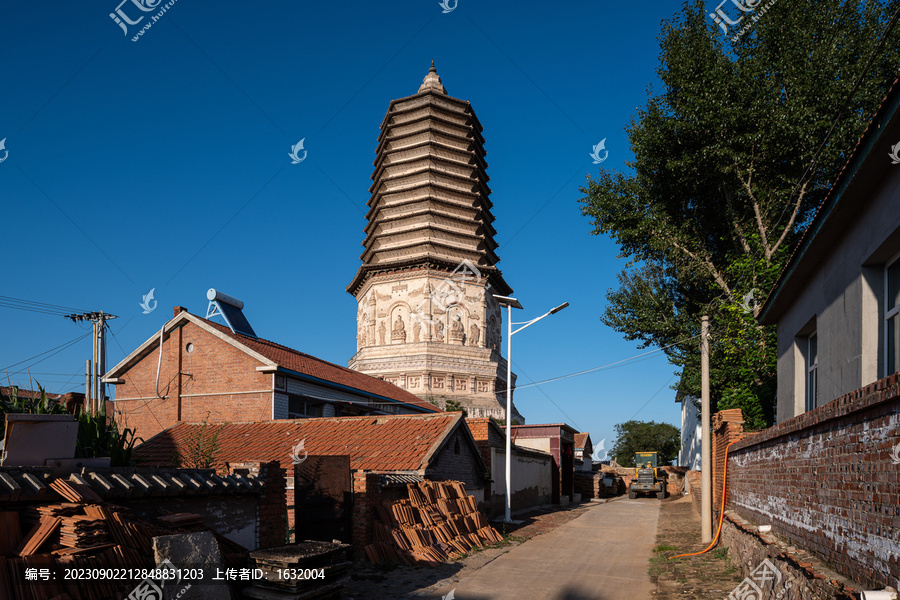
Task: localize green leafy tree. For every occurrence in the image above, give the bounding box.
[443,398,469,418]
[610,420,680,467]
[580,0,900,429]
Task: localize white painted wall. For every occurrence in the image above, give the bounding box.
[490,447,552,507]
[514,437,551,453]
[679,396,701,470]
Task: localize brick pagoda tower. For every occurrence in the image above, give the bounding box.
[347,63,521,422]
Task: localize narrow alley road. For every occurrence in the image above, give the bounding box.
[431,498,661,600]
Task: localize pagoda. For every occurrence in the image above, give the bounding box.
[346,63,522,422]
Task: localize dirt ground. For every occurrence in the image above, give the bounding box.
[344,502,595,600]
[650,494,744,599]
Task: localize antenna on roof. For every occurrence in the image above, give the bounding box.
[206,289,257,338]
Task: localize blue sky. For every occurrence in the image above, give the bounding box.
[0,1,694,454]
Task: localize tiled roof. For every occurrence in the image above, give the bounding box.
[0,466,261,503]
[574,433,590,449]
[133,413,460,472]
[198,316,441,413]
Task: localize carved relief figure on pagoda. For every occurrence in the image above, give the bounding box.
[449,314,465,345]
[391,309,407,343]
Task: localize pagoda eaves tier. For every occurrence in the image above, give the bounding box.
[346,64,522,423]
[347,63,512,296]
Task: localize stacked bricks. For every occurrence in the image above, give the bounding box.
[725,372,900,591]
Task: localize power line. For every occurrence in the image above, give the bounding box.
[0,371,82,377]
[515,334,700,390]
[511,360,581,431]
[0,295,91,316]
[630,374,678,420]
[1,332,92,372]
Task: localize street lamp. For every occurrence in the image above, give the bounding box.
[492,295,569,522]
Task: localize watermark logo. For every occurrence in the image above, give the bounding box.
[110,0,160,35]
[438,0,457,13]
[443,589,456,600]
[710,0,777,42]
[126,558,192,600]
[140,288,158,314]
[290,439,308,465]
[589,139,608,164]
[289,139,307,164]
[891,441,900,465]
[111,0,179,41]
[591,438,609,462]
[411,259,484,327]
[740,288,758,314]
[726,558,783,600]
[0,138,7,163]
[889,142,900,165]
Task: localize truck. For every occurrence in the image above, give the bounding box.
[628,451,667,499]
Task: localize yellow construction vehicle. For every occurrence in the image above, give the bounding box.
[628,451,667,499]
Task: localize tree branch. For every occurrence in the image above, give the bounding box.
[769,179,809,257]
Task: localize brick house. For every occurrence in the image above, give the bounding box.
[510,423,577,504]
[102,307,440,442]
[132,412,489,551]
[573,432,593,471]
[466,418,552,516]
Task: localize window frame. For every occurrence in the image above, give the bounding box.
[287,394,323,419]
[806,332,817,412]
[885,252,900,377]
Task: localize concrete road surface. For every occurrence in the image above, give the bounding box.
[432,498,660,600]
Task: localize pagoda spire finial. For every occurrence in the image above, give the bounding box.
[419,61,446,94]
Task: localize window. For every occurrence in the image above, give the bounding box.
[886,256,900,376]
[287,395,322,418]
[806,332,817,412]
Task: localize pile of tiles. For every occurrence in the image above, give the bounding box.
[0,478,246,600]
[366,480,502,566]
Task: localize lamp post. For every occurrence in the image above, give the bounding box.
[492,295,569,522]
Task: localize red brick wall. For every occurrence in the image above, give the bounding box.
[686,470,701,516]
[351,472,381,558]
[711,409,745,513]
[112,318,272,442]
[725,373,900,590]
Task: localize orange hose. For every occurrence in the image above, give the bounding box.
[669,438,741,560]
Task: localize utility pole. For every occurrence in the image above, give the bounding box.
[64,311,118,414]
[701,315,712,543]
[85,359,92,414]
